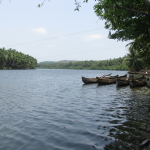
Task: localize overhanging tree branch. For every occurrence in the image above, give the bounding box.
[113,0,150,16]
[116,5,150,16]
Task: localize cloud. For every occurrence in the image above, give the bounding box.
[85,34,103,41]
[32,28,47,35]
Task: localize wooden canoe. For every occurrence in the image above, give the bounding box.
[128,71,139,74]
[116,77,129,86]
[82,77,98,84]
[81,73,112,84]
[116,74,129,86]
[96,75,118,85]
[129,75,146,87]
[129,80,146,87]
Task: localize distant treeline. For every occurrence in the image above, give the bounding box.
[0,48,37,69]
[38,57,128,70]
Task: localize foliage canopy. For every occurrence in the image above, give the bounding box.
[94,0,150,40]
[0,48,37,69]
[38,57,128,70]
[93,0,150,58]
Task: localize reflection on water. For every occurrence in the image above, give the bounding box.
[0,69,150,150]
[104,86,150,150]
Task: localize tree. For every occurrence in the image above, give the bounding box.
[125,42,144,71]
[94,0,150,40]
[93,0,150,57]
[0,48,37,69]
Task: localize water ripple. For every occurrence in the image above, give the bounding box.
[0,69,150,150]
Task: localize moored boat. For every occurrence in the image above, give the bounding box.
[116,77,129,86]
[82,77,98,84]
[129,75,146,87]
[82,73,112,84]
[116,74,129,86]
[128,71,139,74]
[96,75,118,85]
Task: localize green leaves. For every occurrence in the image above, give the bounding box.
[0,48,37,69]
[38,58,128,70]
[94,0,150,41]
[37,4,41,8]
[94,0,150,67]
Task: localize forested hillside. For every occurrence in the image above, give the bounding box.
[0,48,37,69]
[38,57,128,70]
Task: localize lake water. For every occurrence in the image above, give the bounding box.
[0,69,150,150]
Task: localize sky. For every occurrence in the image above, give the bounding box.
[0,0,130,63]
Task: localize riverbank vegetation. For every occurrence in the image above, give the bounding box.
[0,48,37,69]
[38,47,150,71]
[38,57,128,70]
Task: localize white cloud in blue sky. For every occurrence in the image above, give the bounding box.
[32,28,47,35]
[85,34,103,41]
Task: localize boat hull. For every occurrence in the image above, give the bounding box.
[129,75,146,87]
[97,78,116,85]
[129,81,146,87]
[81,73,112,84]
[116,79,129,86]
[82,77,98,84]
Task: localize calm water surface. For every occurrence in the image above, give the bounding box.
[0,69,150,150]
